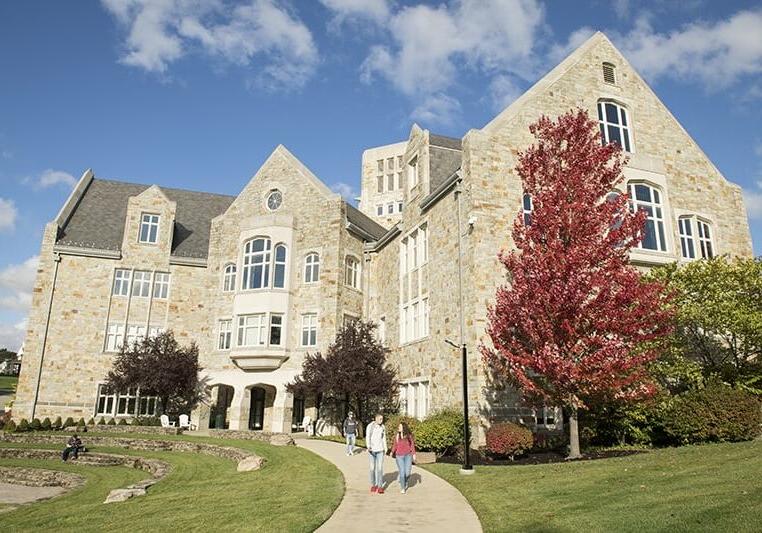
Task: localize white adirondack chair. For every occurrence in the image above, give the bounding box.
[302,415,312,435]
[179,414,196,430]
[160,414,175,428]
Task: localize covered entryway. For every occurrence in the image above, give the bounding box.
[209,384,235,429]
[246,384,276,431]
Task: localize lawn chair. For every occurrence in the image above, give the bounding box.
[302,415,312,436]
[179,414,196,430]
[160,414,175,428]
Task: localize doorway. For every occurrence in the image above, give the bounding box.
[249,387,266,430]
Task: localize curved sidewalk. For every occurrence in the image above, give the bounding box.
[297,438,482,533]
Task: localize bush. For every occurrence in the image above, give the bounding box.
[118,418,128,426]
[16,418,30,432]
[41,417,52,430]
[98,417,106,425]
[486,422,534,459]
[415,408,464,456]
[384,414,419,449]
[87,418,95,426]
[63,417,75,428]
[30,418,42,431]
[53,416,62,430]
[77,418,86,427]
[659,382,762,445]
[4,420,17,432]
[107,418,116,426]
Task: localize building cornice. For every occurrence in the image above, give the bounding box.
[53,244,121,260]
[169,256,208,267]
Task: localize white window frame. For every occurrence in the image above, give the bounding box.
[345,256,361,290]
[301,313,318,347]
[399,223,429,344]
[597,100,632,153]
[131,270,152,298]
[125,324,146,347]
[113,269,131,297]
[273,244,287,289]
[679,215,714,260]
[678,216,696,260]
[535,406,561,429]
[218,319,232,350]
[697,219,714,259]
[222,264,237,292]
[105,324,125,352]
[96,384,158,418]
[408,156,419,189]
[153,272,170,299]
[523,193,533,226]
[400,379,430,420]
[242,237,272,290]
[237,314,267,347]
[629,182,667,252]
[304,253,320,284]
[269,314,284,346]
[377,205,383,216]
[139,213,160,244]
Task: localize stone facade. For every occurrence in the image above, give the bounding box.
[358,141,408,225]
[14,33,753,441]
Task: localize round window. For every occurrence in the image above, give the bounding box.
[266,190,283,211]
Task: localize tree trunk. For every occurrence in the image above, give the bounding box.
[567,405,582,460]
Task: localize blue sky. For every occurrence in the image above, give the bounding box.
[1,0,761,350]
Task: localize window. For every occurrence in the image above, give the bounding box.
[269,314,283,346]
[602,62,616,84]
[386,157,394,170]
[345,256,360,290]
[523,193,533,226]
[377,205,383,216]
[153,272,170,299]
[125,325,146,347]
[113,269,131,296]
[679,216,714,260]
[597,101,632,152]
[105,324,125,352]
[629,183,666,251]
[408,157,418,188]
[304,253,320,283]
[387,173,394,191]
[399,223,429,344]
[242,238,271,290]
[117,388,138,416]
[377,159,383,172]
[139,213,160,244]
[343,314,359,328]
[96,386,116,416]
[301,314,317,346]
[96,385,158,417]
[131,271,151,297]
[397,155,403,168]
[273,244,287,288]
[238,314,267,347]
[401,299,429,343]
[387,203,394,214]
[398,201,403,212]
[266,190,283,211]
[147,326,163,338]
[222,264,236,292]
[396,172,403,190]
[218,319,232,350]
[535,406,560,428]
[400,380,430,419]
[377,175,384,193]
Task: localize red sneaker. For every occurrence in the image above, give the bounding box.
[370,486,377,493]
[377,487,385,494]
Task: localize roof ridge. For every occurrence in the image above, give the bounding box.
[93,177,236,199]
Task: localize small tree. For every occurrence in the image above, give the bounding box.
[287,320,398,431]
[482,109,673,458]
[106,331,202,417]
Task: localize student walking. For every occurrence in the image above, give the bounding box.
[391,422,416,493]
[365,413,387,494]
[343,411,359,456]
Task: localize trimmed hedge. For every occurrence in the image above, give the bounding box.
[415,408,464,456]
[486,422,533,459]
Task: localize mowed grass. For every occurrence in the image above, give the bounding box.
[0,434,343,532]
[0,375,18,395]
[424,440,762,533]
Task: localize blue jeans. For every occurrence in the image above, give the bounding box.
[368,451,384,487]
[395,453,413,489]
[346,433,356,454]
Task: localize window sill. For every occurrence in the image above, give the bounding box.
[399,335,430,348]
[343,285,363,294]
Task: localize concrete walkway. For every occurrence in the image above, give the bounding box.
[297,439,482,533]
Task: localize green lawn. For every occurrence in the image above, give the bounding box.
[425,440,761,533]
[0,434,343,532]
[0,375,17,395]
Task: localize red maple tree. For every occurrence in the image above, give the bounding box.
[482,109,673,458]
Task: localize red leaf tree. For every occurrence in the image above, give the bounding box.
[482,109,673,458]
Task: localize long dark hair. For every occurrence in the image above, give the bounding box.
[397,421,413,443]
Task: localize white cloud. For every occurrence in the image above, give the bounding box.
[0,256,39,313]
[549,26,596,64]
[488,75,523,112]
[612,0,630,20]
[743,185,762,220]
[618,9,762,91]
[319,0,390,27]
[0,198,17,233]
[0,320,26,352]
[35,169,77,189]
[101,0,318,89]
[331,181,359,202]
[412,93,461,126]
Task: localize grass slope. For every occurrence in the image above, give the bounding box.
[0,435,343,532]
[425,440,761,533]
[0,375,17,395]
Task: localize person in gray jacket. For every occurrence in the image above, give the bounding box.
[343,411,359,456]
[365,413,387,494]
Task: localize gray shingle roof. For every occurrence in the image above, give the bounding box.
[429,133,462,150]
[345,203,388,240]
[57,179,235,258]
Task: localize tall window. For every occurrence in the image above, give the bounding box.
[400,223,429,344]
[125,325,146,347]
[131,271,151,297]
[629,183,666,252]
[222,264,236,292]
[153,272,170,299]
[301,314,317,347]
[273,244,287,288]
[218,319,232,350]
[400,380,429,419]
[113,269,131,296]
[242,238,271,290]
[237,314,267,347]
[377,205,383,216]
[269,314,283,346]
[679,216,714,260]
[377,175,384,193]
[408,157,419,188]
[96,385,158,417]
[304,253,320,283]
[523,193,533,226]
[105,324,125,352]
[139,213,160,244]
[597,101,632,152]
[345,256,360,290]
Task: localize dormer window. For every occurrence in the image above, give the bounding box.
[602,62,616,84]
[139,213,160,244]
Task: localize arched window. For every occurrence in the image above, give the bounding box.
[242,238,271,290]
[222,264,236,292]
[606,191,624,231]
[678,216,714,260]
[304,253,320,283]
[629,183,666,252]
[522,193,533,226]
[273,244,287,288]
[345,256,360,290]
[598,101,632,152]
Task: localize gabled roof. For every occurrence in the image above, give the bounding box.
[345,202,387,240]
[57,178,234,258]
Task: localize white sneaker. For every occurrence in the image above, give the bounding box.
[401,488,406,494]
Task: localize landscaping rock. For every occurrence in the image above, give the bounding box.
[269,433,295,446]
[104,488,146,503]
[237,456,264,472]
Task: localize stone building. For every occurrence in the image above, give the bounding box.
[14,33,752,436]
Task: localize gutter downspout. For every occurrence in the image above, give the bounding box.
[30,251,61,421]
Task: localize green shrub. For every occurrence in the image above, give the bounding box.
[63,417,75,428]
[53,416,62,430]
[97,417,106,425]
[659,382,761,445]
[107,418,116,426]
[77,418,86,427]
[87,418,95,426]
[41,417,52,430]
[384,414,419,449]
[117,418,128,425]
[4,420,17,432]
[580,398,663,447]
[486,422,533,459]
[16,418,30,432]
[30,418,42,431]
[416,408,465,456]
